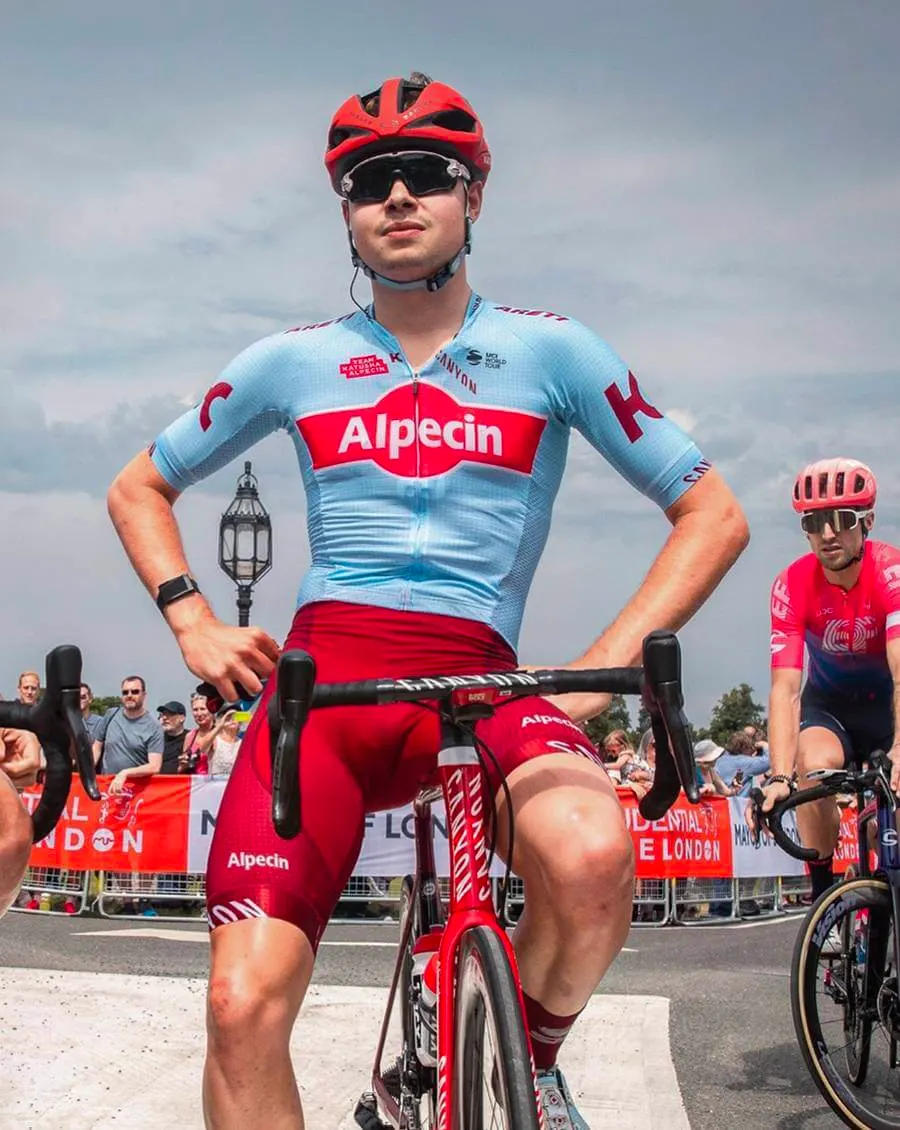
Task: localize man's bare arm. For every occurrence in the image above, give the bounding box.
[108,451,280,699]
[884,638,900,794]
[577,469,748,670]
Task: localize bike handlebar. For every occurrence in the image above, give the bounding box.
[267,628,698,839]
[750,758,889,862]
[0,646,98,842]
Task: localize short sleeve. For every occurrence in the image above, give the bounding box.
[770,568,805,670]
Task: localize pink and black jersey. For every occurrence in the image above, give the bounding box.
[770,540,900,698]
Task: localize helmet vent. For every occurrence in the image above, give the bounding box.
[430,108,477,133]
[804,475,813,500]
[835,471,845,496]
[853,472,866,493]
[818,472,829,497]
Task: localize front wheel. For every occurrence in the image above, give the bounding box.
[792,877,899,1128]
[454,926,541,1130]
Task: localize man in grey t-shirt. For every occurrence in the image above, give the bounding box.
[93,676,164,795]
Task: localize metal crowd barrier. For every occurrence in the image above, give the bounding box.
[10,869,816,924]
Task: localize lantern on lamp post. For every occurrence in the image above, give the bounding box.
[218,461,272,626]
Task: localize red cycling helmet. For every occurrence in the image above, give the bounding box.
[325,74,491,194]
[791,458,877,513]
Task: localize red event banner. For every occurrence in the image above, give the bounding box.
[619,791,733,878]
[22,777,192,872]
[21,778,734,878]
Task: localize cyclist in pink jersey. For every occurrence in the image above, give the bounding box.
[760,458,900,903]
[107,72,748,1130]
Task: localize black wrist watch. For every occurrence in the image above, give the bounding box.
[156,574,202,612]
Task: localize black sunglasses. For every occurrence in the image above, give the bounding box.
[800,508,871,535]
[121,689,142,696]
[340,151,470,204]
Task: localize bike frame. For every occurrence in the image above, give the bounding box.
[366,715,541,1130]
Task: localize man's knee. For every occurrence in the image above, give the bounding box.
[533,820,634,903]
[207,968,296,1052]
[206,922,312,1056]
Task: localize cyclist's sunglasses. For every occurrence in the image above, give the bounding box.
[800,508,872,535]
[340,151,470,204]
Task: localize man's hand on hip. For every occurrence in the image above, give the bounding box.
[175,618,281,703]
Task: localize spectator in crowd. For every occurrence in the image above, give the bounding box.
[717,730,771,797]
[693,739,742,796]
[621,729,656,800]
[179,693,214,775]
[0,727,40,916]
[157,701,191,774]
[601,730,634,785]
[16,672,40,706]
[79,683,105,745]
[93,676,164,793]
[208,711,242,778]
[742,724,769,754]
[93,676,164,918]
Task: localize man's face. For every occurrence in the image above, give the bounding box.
[344,169,482,285]
[158,711,185,733]
[18,676,39,705]
[805,511,871,572]
[121,681,145,711]
[79,688,92,715]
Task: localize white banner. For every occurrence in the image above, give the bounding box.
[728,796,807,878]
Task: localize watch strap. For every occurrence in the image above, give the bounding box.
[156,574,201,612]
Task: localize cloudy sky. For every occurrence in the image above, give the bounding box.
[2,1,898,726]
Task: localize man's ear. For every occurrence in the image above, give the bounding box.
[466,180,484,223]
[865,511,876,532]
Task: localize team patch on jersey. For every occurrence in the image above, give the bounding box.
[604,372,663,443]
[495,306,568,322]
[199,382,233,432]
[823,617,878,653]
[339,354,390,379]
[296,381,547,479]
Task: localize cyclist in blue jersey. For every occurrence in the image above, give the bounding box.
[108,72,748,1130]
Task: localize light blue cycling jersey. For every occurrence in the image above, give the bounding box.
[151,293,708,649]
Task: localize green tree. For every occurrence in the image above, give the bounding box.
[635,702,652,739]
[584,695,633,748]
[91,695,121,715]
[707,683,765,746]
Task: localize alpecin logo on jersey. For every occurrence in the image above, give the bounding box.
[296,381,546,478]
[339,354,390,379]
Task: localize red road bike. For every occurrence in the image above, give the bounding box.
[267,630,697,1129]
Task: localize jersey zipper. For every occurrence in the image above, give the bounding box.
[409,372,427,582]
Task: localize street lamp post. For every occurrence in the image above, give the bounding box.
[218,461,273,627]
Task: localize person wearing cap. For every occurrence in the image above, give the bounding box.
[693,739,740,797]
[106,69,748,1130]
[759,458,900,905]
[157,701,190,775]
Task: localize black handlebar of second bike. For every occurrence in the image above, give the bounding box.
[267,628,698,840]
[0,646,99,842]
[750,758,891,862]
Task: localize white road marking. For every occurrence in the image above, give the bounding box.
[0,970,687,1129]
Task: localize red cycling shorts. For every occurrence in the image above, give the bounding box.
[205,600,604,949]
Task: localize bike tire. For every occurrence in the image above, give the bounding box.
[399,875,419,1052]
[792,877,897,1129]
[454,926,541,1130]
[840,896,873,1086]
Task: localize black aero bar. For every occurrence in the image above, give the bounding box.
[0,646,99,842]
[268,629,698,840]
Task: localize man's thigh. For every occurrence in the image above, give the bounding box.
[475,700,628,874]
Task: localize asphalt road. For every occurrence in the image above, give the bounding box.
[0,911,833,1129]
